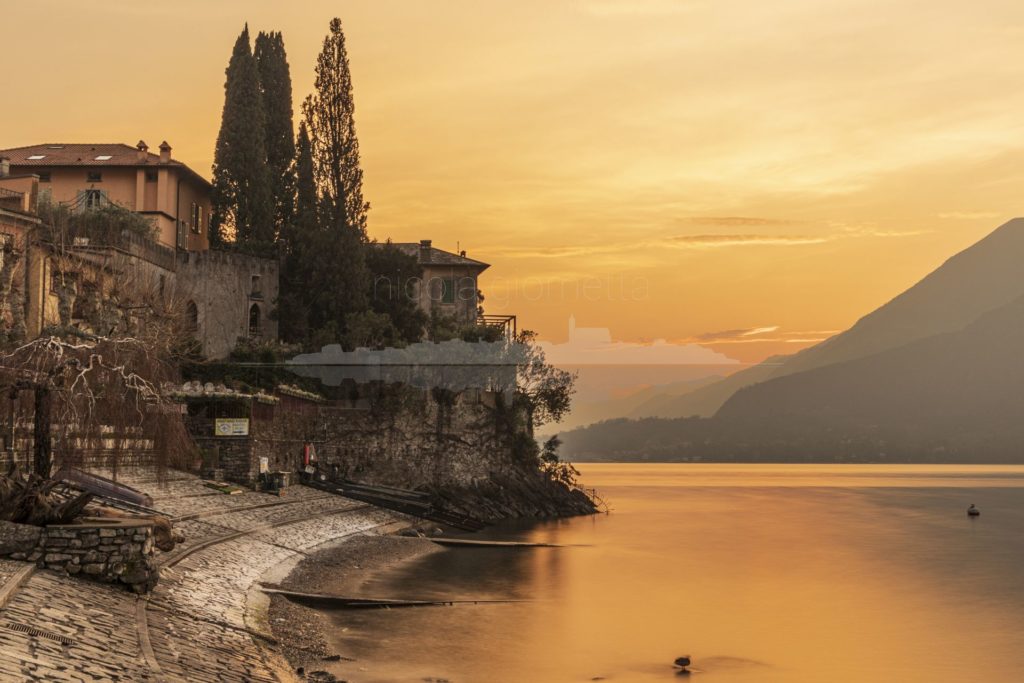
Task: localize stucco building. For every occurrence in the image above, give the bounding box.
[390,240,489,324]
[0,144,278,357]
[0,142,210,251]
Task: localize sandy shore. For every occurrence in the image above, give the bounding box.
[268,533,444,681]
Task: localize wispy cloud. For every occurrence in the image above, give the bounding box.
[694,326,779,342]
[937,211,1000,220]
[487,225,925,260]
[690,327,839,345]
[682,216,795,227]
[669,234,829,247]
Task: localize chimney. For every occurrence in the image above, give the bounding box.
[0,157,9,178]
[419,239,432,263]
[136,140,149,162]
[158,141,171,164]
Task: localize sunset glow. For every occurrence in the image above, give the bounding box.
[6,0,1024,362]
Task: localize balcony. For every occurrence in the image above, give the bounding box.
[478,314,517,338]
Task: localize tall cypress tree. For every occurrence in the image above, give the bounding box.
[302,18,370,237]
[297,17,370,343]
[210,24,275,247]
[277,122,317,342]
[254,31,296,239]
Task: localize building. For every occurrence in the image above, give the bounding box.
[0,146,277,357]
[390,239,489,324]
[0,141,211,251]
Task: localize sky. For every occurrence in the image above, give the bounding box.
[5,0,1024,363]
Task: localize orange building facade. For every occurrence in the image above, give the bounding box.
[0,141,210,252]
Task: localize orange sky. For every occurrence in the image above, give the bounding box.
[6,0,1024,363]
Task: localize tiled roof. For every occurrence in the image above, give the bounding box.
[0,143,211,187]
[388,242,489,269]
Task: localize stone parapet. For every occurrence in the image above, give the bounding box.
[7,519,158,593]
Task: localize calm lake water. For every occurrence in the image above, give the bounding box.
[325,464,1024,682]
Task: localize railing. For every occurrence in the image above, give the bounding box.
[478,314,517,338]
[63,230,178,272]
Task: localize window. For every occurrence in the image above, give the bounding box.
[250,274,262,296]
[145,170,158,182]
[38,171,51,183]
[27,155,45,160]
[86,171,102,183]
[94,155,113,161]
[77,189,108,210]
[190,202,203,234]
[248,304,261,339]
[186,301,199,334]
[440,278,456,304]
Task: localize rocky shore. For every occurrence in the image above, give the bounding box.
[430,472,599,521]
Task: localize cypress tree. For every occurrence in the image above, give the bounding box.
[277,122,317,342]
[297,18,371,343]
[254,31,296,239]
[302,18,370,236]
[210,24,275,247]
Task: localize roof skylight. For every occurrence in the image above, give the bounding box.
[94,155,113,161]
[27,155,46,160]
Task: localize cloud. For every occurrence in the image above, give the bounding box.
[937,211,1000,220]
[682,216,795,227]
[485,244,626,259]
[669,234,829,247]
[694,326,779,342]
[691,327,839,344]
[487,224,926,261]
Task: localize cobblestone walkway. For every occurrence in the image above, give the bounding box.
[0,471,404,681]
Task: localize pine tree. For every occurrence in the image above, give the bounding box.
[302,18,370,236]
[210,24,275,247]
[254,31,296,238]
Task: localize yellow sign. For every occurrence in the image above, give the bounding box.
[214,418,250,437]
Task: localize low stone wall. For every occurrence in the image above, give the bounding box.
[8,520,158,593]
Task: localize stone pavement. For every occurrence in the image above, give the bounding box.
[0,470,405,681]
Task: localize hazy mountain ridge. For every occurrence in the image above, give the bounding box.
[558,218,1024,462]
[620,217,1024,419]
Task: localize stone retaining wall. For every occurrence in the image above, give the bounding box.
[9,520,158,593]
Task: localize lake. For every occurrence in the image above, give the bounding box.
[323,464,1024,682]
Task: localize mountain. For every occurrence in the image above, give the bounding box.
[625,359,784,418]
[718,293,1024,437]
[631,217,1024,418]
[559,218,1024,462]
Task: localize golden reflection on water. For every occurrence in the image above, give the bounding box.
[326,464,1024,682]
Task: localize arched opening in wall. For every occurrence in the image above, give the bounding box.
[248,303,261,339]
[186,300,199,335]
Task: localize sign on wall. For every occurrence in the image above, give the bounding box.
[214,418,250,437]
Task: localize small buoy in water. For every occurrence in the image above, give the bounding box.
[674,656,691,669]
[968,504,980,517]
